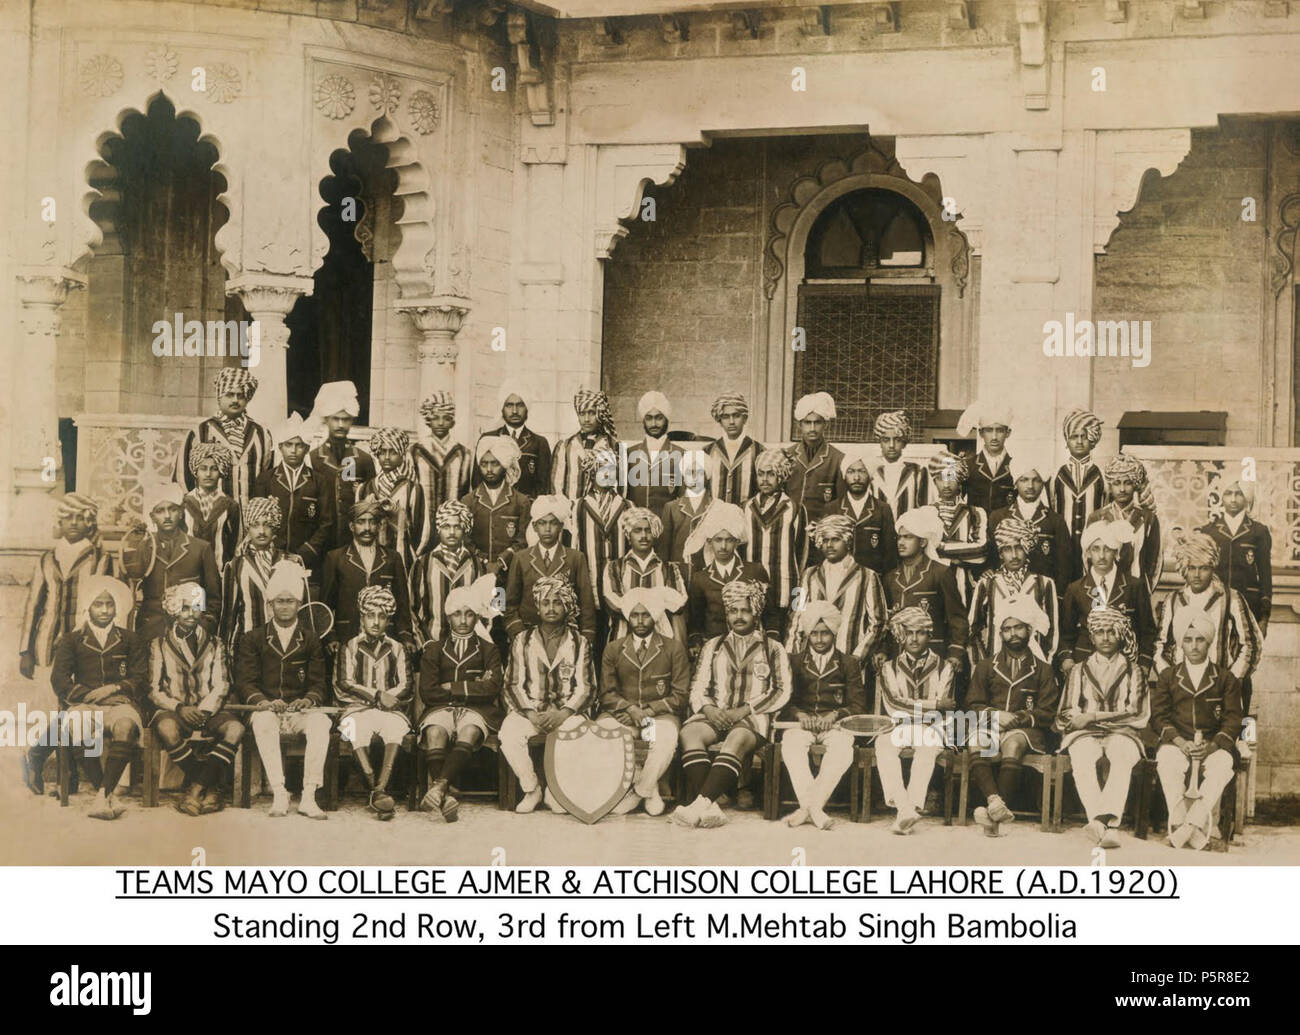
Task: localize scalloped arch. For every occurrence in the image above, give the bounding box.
[74,90,241,276]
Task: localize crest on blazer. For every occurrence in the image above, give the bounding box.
[1040,540,1050,555]
[505,519,517,538]
[870,533,880,548]
[1244,547,1255,565]
[307,502,317,518]
[118,661,128,677]
[526,458,536,474]
[543,719,635,824]
[823,486,834,501]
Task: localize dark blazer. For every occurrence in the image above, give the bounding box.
[1150,661,1243,756]
[503,544,598,640]
[135,533,222,641]
[686,559,774,649]
[599,631,690,722]
[966,649,1059,752]
[1060,569,1156,671]
[310,440,377,549]
[966,452,1017,515]
[882,557,968,665]
[475,425,552,499]
[783,648,868,719]
[235,620,328,707]
[463,483,532,570]
[621,439,687,516]
[1201,515,1272,625]
[417,635,505,729]
[253,464,335,573]
[657,493,713,572]
[824,492,898,573]
[50,624,148,708]
[783,441,846,523]
[321,542,415,649]
[989,502,1072,593]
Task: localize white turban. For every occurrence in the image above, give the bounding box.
[622,585,687,639]
[895,506,945,562]
[1081,519,1136,553]
[1173,609,1217,647]
[683,501,750,565]
[838,443,876,477]
[957,400,1014,437]
[792,600,844,641]
[143,482,185,522]
[476,434,522,486]
[1009,449,1054,487]
[793,392,836,422]
[445,573,502,643]
[264,560,308,604]
[273,412,313,457]
[311,380,360,420]
[637,391,672,421]
[998,594,1052,661]
[526,494,573,546]
[497,382,530,410]
[80,574,134,630]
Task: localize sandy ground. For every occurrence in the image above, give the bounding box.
[4,776,1298,868]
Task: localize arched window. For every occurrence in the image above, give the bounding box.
[804,188,928,277]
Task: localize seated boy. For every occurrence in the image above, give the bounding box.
[1151,612,1244,850]
[673,580,792,829]
[874,607,958,834]
[49,575,147,820]
[965,598,1059,836]
[236,561,331,819]
[417,575,504,822]
[1055,606,1150,848]
[501,577,596,813]
[598,585,690,817]
[148,583,244,816]
[602,506,688,643]
[780,601,867,830]
[336,586,413,821]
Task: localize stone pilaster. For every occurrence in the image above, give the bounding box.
[226,272,313,427]
[396,297,470,422]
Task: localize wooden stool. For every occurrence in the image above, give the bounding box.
[956,751,1063,832]
[861,747,960,825]
[764,739,872,822]
[237,727,341,810]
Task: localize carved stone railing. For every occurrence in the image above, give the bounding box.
[74,414,194,531]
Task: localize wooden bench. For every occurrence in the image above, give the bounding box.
[763,738,872,822]
[859,747,964,825]
[954,751,1064,832]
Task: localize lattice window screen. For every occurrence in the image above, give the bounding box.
[793,284,941,440]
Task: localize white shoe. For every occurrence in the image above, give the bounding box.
[671,798,703,828]
[269,788,290,818]
[1100,824,1121,849]
[1084,819,1107,845]
[986,796,1015,825]
[891,811,919,835]
[88,791,116,821]
[543,788,566,814]
[611,789,642,815]
[516,787,543,814]
[786,807,810,828]
[298,787,327,820]
[1169,822,1195,849]
[698,800,728,828]
[810,808,835,831]
[643,792,665,817]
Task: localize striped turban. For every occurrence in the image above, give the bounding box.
[619,505,663,540]
[710,393,748,423]
[349,498,389,521]
[793,600,843,640]
[372,427,411,455]
[928,450,968,486]
[162,582,206,618]
[476,434,522,486]
[213,367,258,399]
[56,493,99,521]
[435,500,474,535]
[1170,528,1219,573]
[533,576,579,625]
[189,442,234,477]
[756,448,794,481]
[1063,409,1104,447]
[874,410,911,439]
[812,514,856,549]
[1103,453,1148,489]
[419,392,456,422]
[994,516,1038,552]
[578,446,620,476]
[244,496,283,530]
[890,605,933,639]
[573,388,617,441]
[357,585,397,618]
[1086,605,1136,661]
[720,579,767,614]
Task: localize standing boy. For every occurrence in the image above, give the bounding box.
[1088,454,1162,597]
[603,507,688,643]
[464,434,531,574]
[989,453,1071,594]
[871,410,929,518]
[219,497,289,659]
[684,502,773,653]
[744,448,809,641]
[705,393,760,507]
[826,444,897,575]
[621,391,685,517]
[133,483,222,643]
[174,368,273,509]
[881,508,968,671]
[253,412,334,586]
[476,384,551,498]
[1201,477,1272,634]
[321,499,416,655]
[788,514,886,665]
[359,427,430,576]
[413,391,471,512]
[412,501,485,647]
[552,388,618,500]
[1050,409,1106,583]
[182,443,241,574]
[308,380,375,551]
[958,401,1017,515]
[784,392,844,524]
[658,450,714,575]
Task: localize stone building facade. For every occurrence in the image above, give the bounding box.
[1,0,1299,798]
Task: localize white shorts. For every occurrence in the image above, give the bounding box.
[341,708,411,746]
[418,707,489,739]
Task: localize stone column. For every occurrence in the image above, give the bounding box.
[226,272,313,427]
[8,267,85,544]
[396,296,470,419]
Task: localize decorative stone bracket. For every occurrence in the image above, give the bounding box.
[508,8,553,127]
[1093,129,1192,254]
[396,296,471,406]
[1016,1,1048,110]
[593,144,688,260]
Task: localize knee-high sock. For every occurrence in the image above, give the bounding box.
[699,752,743,803]
[969,757,998,801]
[197,741,237,792]
[375,743,400,792]
[424,747,447,782]
[996,759,1023,804]
[101,739,133,796]
[441,742,476,788]
[681,749,710,801]
[167,741,202,783]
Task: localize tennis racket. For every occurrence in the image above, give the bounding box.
[226,703,342,715]
[118,524,157,580]
[774,714,895,737]
[299,600,335,642]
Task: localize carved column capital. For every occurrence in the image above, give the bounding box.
[397,296,471,365]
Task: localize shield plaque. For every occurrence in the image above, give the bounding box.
[544,718,635,824]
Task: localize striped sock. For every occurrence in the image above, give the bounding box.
[167,743,198,780]
[198,742,237,791]
[424,748,447,782]
[681,749,710,800]
[700,752,743,803]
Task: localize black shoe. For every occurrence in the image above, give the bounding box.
[22,751,44,796]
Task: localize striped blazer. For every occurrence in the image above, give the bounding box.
[705,436,760,507]
[743,492,809,615]
[871,459,930,519]
[572,492,632,608]
[552,432,615,499]
[19,540,114,666]
[418,634,504,729]
[174,415,274,509]
[789,560,887,661]
[1050,458,1106,582]
[219,548,288,659]
[148,625,229,716]
[412,546,484,647]
[601,551,688,642]
[358,472,429,578]
[182,491,241,574]
[334,633,412,718]
[931,502,988,604]
[504,626,595,714]
[414,439,472,515]
[1055,651,1150,753]
[989,502,1072,594]
[877,649,956,719]
[688,632,792,739]
[1152,579,1262,681]
[966,569,1060,666]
